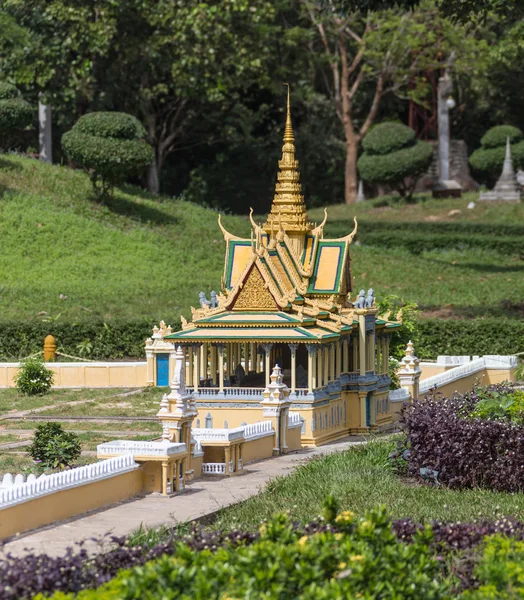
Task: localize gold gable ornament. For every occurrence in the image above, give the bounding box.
[232,265,278,311]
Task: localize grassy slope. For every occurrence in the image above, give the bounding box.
[211,440,524,528]
[1,153,523,322]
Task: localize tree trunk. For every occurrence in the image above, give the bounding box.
[344,138,359,204]
[147,156,159,195]
[38,98,52,164]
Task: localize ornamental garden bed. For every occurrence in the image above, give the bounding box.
[4,384,524,598]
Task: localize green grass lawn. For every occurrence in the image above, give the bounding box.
[32,387,163,418]
[0,452,98,476]
[0,388,130,416]
[0,419,161,432]
[1,153,523,323]
[210,439,524,531]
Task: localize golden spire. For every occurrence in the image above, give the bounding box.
[263,85,311,238]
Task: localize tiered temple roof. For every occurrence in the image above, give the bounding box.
[167,90,398,345]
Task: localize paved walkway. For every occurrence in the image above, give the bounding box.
[1,437,367,558]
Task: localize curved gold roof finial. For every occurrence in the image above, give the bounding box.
[311,208,328,237]
[218,213,241,242]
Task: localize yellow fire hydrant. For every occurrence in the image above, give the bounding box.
[43,335,57,362]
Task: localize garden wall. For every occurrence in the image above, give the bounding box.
[0,456,143,539]
[0,361,148,388]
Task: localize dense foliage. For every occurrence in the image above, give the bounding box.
[415,318,524,358]
[14,357,53,395]
[29,422,81,469]
[0,82,32,142]
[358,123,433,198]
[0,320,158,361]
[0,500,518,598]
[398,384,524,492]
[0,317,521,362]
[469,125,524,181]
[62,112,153,200]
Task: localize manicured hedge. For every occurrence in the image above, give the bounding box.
[0,82,32,134]
[357,231,523,255]
[326,219,524,239]
[481,124,522,148]
[0,320,171,361]
[0,318,521,361]
[361,122,416,155]
[415,318,524,358]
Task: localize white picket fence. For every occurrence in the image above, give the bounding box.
[288,412,303,428]
[0,456,138,510]
[201,463,226,475]
[388,388,410,403]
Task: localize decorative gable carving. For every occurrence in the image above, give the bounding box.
[232,265,278,311]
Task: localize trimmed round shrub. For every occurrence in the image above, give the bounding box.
[361,122,416,155]
[29,422,81,469]
[469,125,524,179]
[15,357,54,396]
[61,112,154,200]
[480,124,522,148]
[0,82,33,136]
[358,123,433,199]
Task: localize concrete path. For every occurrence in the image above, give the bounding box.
[1,437,367,558]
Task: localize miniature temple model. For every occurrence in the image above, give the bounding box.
[479,137,521,202]
[146,90,402,446]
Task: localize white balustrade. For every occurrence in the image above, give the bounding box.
[0,455,138,509]
[97,440,186,457]
[288,412,303,428]
[242,421,274,440]
[201,463,226,475]
[192,428,244,442]
[389,388,410,403]
[419,357,487,394]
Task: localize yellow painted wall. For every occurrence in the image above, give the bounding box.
[242,435,275,463]
[192,454,203,478]
[0,468,143,539]
[287,426,302,451]
[0,362,148,389]
[195,406,264,429]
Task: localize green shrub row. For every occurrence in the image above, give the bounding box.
[325,219,524,239]
[0,318,521,362]
[356,230,522,255]
[0,320,169,361]
[414,318,524,359]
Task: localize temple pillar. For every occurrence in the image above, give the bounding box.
[188,346,193,387]
[263,344,273,387]
[342,338,348,374]
[330,344,335,381]
[336,340,342,377]
[211,345,217,385]
[317,347,323,387]
[358,314,366,376]
[225,446,231,475]
[162,460,168,496]
[250,343,256,371]
[218,344,225,392]
[244,342,249,371]
[289,344,297,393]
[307,345,316,392]
[192,345,200,392]
[324,346,329,384]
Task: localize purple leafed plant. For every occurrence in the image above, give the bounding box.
[398,384,524,492]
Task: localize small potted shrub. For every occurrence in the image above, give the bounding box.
[29,422,82,470]
[15,357,54,396]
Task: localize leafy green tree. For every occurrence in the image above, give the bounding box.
[358,122,433,198]
[62,112,153,200]
[1,0,278,193]
[302,0,485,204]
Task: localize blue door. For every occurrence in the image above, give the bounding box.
[156,353,170,386]
[366,393,371,428]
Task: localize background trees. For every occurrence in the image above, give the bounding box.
[0,0,522,208]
